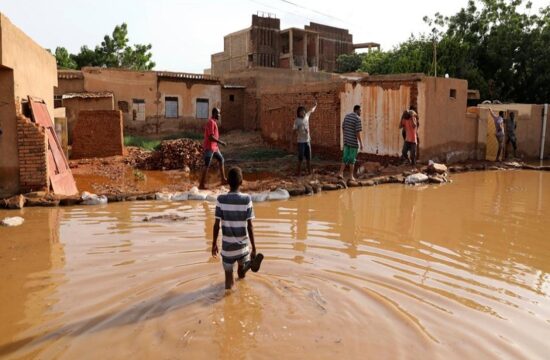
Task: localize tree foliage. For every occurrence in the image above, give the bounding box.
[344,0,550,103]
[54,23,155,71]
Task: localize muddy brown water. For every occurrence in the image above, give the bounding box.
[1,171,549,359]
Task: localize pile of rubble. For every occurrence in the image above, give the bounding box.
[127,139,203,171]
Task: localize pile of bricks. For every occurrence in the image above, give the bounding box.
[128,139,203,171]
[16,115,49,193]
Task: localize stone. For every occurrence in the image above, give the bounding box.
[304,184,314,195]
[1,216,24,227]
[143,214,188,222]
[472,164,486,171]
[23,191,47,198]
[286,185,306,197]
[59,196,83,206]
[268,188,290,201]
[359,180,375,187]
[155,192,173,201]
[321,183,340,191]
[26,197,60,207]
[522,165,539,170]
[337,180,348,189]
[107,195,124,202]
[427,162,448,175]
[347,180,361,187]
[251,193,269,202]
[428,175,446,184]
[172,192,189,201]
[125,196,138,202]
[1,195,26,209]
[136,195,149,201]
[2,195,26,209]
[405,173,429,185]
[311,183,322,194]
[81,192,108,205]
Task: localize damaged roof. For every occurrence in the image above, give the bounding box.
[156,71,219,82]
[62,92,114,100]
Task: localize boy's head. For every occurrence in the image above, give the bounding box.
[499,111,504,117]
[510,112,515,119]
[297,106,306,118]
[228,167,243,191]
[353,105,361,115]
[212,107,221,120]
[403,110,412,120]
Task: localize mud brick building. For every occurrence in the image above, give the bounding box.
[56,68,221,135]
[259,74,498,163]
[0,13,58,197]
[211,14,377,76]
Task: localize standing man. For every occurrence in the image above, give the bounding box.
[489,109,505,162]
[505,112,518,158]
[291,102,317,176]
[338,105,364,181]
[199,108,227,190]
[400,110,418,166]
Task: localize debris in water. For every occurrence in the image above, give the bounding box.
[1,216,24,227]
[143,214,188,222]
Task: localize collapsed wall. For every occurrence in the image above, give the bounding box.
[71,110,124,159]
[16,115,49,193]
[260,82,345,158]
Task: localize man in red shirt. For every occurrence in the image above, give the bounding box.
[399,110,418,166]
[199,108,227,189]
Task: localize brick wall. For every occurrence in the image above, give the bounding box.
[17,115,49,193]
[71,110,124,159]
[260,83,344,158]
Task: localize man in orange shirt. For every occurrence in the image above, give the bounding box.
[400,110,418,166]
[199,108,227,189]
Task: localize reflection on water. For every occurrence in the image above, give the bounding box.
[1,171,550,359]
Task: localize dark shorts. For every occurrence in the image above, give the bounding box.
[204,150,224,167]
[298,142,311,161]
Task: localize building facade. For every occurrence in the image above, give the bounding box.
[0,13,58,198]
[211,15,374,76]
[56,68,221,135]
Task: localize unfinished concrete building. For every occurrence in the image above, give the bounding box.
[211,14,374,76]
[0,13,78,198]
[56,68,221,135]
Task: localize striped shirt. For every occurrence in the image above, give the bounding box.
[215,192,255,261]
[342,112,362,148]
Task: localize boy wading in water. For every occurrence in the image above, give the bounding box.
[199,108,226,190]
[212,167,264,290]
[291,102,317,176]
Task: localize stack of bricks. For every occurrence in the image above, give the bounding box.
[260,83,344,158]
[16,115,49,193]
[71,110,124,159]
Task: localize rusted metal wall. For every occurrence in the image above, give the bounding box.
[341,82,413,157]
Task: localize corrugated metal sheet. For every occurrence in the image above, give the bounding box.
[362,85,411,156]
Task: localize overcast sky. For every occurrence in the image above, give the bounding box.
[1,0,547,73]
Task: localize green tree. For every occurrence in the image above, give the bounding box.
[54,47,78,69]
[336,53,364,73]
[54,23,155,71]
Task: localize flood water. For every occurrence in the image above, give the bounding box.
[1,171,549,359]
